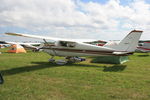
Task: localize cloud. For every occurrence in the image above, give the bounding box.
[0,0,150,41]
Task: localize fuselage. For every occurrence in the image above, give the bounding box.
[41,41,127,57]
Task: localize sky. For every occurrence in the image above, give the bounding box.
[0,0,150,42]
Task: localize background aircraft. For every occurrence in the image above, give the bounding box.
[0,41,11,48]
[136,41,150,52]
[4,41,41,51]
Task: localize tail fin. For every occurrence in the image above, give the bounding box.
[104,30,143,52]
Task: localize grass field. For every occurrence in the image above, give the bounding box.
[0,48,150,100]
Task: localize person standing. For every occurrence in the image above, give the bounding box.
[0,72,4,84]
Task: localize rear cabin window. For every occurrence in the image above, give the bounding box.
[59,41,76,47]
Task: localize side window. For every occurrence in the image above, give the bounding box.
[59,41,76,47]
[138,43,143,46]
[67,42,76,47]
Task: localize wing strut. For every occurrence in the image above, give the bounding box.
[43,39,57,56]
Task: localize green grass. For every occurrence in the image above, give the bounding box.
[0,48,150,100]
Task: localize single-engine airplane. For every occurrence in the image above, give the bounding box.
[0,41,11,48]
[5,41,41,51]
[5,30,143,65]
[136,41,150,53]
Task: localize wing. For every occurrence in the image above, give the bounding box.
[5,32,98,43]
[5,41,40,45]
[5,32,63,41]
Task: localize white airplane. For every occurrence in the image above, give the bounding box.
[5,30,143,65]
[0,41,11,48]
[4,41,41,51]
[136,42,150,52]
[0,44,9,48]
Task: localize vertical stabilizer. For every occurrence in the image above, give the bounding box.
[105,30,143,52]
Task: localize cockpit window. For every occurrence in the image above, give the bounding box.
[60,41,68,47]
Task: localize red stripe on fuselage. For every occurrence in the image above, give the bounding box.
[42,47,132,56]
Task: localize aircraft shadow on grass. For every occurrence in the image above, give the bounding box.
[137,54,149,57]
[102,65,126,72]
[1,62,127,76]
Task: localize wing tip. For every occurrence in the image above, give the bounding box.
[5,32,23,36]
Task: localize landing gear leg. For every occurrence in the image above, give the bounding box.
[66,56,86,63]
[65,56,75,63]
[49,56,55,63]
